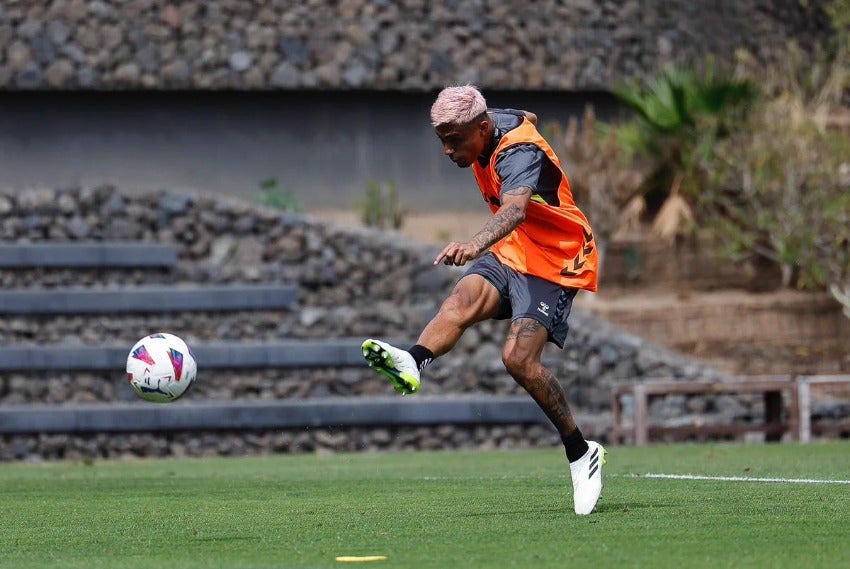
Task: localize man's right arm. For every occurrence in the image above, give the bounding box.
[433,187,531,266]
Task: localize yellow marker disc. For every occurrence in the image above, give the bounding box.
[335,556,388,563]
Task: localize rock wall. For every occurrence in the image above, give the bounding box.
[1,186,778,461]
[0,0,831,90]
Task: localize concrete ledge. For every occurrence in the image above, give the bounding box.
[0,339,374,371]
[0,396,549,433]
[0,284,298,314]
[0,242,178,268]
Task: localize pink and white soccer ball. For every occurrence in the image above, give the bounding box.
[126,333,198,403]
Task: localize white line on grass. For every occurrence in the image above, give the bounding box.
[617,473,850,485]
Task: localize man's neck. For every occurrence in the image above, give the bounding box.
[477,112,497,165]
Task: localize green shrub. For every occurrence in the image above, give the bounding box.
[358,180,405,230]
[612,65,757,215]
[254,178,302,213]
[696,45,850,297]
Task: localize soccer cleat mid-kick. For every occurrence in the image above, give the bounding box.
[361,339,421,395]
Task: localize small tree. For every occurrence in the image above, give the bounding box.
[699,109,849,288]
[696,43,850,306]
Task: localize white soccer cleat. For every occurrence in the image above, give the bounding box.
[361,339,421,395]
[569,440,607,515]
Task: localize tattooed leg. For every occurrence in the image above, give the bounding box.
[417,274,502,358]
[502,317,578,437]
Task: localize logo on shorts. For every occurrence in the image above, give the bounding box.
[537,301,550,317]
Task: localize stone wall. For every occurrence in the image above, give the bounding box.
[1,185,786,461]
[0,0,831,90]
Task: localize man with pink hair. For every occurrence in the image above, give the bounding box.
[363,85,605,515]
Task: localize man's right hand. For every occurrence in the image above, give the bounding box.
[434,241,479,266]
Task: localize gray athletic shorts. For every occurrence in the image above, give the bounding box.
[464,252,578,348]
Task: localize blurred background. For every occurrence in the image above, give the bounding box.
[0,0,848,460]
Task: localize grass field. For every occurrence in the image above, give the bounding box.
[2,441,849,569]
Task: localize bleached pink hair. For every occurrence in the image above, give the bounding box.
[430,85,487,126]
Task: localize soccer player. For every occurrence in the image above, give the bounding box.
[362,85,605,515]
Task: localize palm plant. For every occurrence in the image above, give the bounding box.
[611,66,757,239]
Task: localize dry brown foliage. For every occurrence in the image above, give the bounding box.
[547,105,646,244]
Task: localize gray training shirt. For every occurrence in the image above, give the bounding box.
[477,108,564,207]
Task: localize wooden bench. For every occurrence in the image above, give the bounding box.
[611,377,799,445]
[797,375,850,442]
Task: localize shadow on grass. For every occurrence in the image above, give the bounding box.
[452,507,568,518]
[597,502,675,513]
[449,501,673,519]
[192,535,262,543]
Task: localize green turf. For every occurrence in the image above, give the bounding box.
[1,441,849,569]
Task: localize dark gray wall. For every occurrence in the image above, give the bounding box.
[0,90,619,211]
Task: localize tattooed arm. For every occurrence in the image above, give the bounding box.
[434,186,532,266]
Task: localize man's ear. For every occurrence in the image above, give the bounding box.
[477,118,490,137]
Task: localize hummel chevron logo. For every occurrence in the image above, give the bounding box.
[561,257,587,277]
[561,228,595,277]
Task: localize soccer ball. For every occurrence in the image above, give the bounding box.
[126,333,197,403]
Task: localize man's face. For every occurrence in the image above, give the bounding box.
[435,119,489,168]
